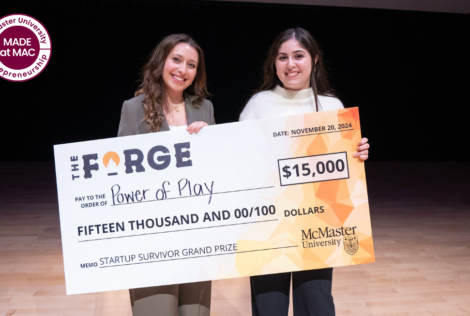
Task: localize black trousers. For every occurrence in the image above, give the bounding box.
[250,268,335,316]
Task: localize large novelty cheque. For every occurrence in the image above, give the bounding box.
[54,107,374,295]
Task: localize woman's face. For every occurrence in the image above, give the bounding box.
[163,43,199,96]
[275,39,314,90]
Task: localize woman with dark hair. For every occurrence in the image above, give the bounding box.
[118,34,214,316]
[240,28,369,316]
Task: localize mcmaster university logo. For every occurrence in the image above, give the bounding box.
[301,226,359,255]
[344,234,359,255]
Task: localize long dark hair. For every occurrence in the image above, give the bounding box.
[251,27,335,112]
[136,34,209,132]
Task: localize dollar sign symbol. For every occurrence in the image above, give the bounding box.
[282,165,291,179]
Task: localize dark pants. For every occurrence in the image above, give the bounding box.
[250,268,335,316]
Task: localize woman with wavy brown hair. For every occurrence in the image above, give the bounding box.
[118,34,214,316]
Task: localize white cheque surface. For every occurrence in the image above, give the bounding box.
[54,107,374,295]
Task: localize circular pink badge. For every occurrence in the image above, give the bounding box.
[0,14,52,82]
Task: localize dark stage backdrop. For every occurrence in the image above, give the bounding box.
[0,1,468,161]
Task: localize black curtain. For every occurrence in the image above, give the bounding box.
[1,1,468,161]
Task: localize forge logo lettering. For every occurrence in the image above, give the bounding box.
[0,14,51,82]
[69,142,192,181]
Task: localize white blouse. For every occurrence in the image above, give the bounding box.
[168,125,188,131]
[240,85,344,121]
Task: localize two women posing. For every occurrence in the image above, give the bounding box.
[118,28,370,316]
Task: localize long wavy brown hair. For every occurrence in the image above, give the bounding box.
[251,27,336,112]
[136,34,209,132]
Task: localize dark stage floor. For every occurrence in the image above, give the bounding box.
[1,161,469,315]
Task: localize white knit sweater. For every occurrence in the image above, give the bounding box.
[239,85,344,121]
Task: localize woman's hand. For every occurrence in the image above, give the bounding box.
[187,121,208,134]
[353,137,369,162]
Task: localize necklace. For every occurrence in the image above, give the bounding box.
[169,101,184,113]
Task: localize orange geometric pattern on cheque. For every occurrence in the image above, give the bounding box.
[234,108,374,277]
[102,151,120,168]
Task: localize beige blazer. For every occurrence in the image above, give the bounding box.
[118,93,215,136]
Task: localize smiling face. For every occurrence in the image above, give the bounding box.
[275,39,315,91]
[162,43,199,96]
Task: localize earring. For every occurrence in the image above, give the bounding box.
[314,67,317,72]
